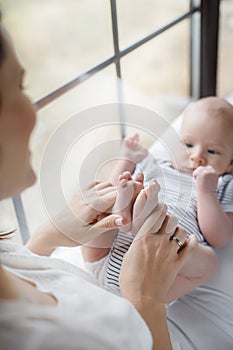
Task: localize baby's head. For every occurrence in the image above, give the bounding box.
[173,97,233,176]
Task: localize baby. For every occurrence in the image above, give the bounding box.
[82,96,233,300]
[111,96,233,248]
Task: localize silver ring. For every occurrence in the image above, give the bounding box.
[171,236,184,248]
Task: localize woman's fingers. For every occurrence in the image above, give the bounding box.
[134,203,167,239]
[89,214,124,233]
[169,226,187,254]
[85,183,116,202]
[131,179,160,235]
[175,234,198,265]
[95,186,117,197]
[120,216,198,304]
[93,181,114,191]
[86,181,100,190]
[82,185,117,215]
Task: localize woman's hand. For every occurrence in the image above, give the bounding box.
[27,181,124,255]
[119,180,198,304]
[119,183,198,350]
[120,216,197,305]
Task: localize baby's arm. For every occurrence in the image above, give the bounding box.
[194,166,233,248]
[165,242,217,303]
[110,133,148,185]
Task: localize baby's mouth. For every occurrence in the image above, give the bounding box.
[180,166,193,174]
[192,166,197,172]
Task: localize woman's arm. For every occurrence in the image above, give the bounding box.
[120,212,198,350]
[27,182,123,256]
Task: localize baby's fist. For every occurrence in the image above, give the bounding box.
[193,165,218,193]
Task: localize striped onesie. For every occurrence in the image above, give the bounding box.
[103,155,233,294]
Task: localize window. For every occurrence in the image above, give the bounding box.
[1,0,229,243]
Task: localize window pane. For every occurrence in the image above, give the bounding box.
[2,0,113,101]
[117,0,190,49]
[121,20,190,123]
[218,0,233,97]
[21,66,122,233]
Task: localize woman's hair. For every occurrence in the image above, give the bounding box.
[0,10,4,110]
[0,11,5,67]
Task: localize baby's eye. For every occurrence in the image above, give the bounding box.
[208,149,219,155]
[185,143,193,148]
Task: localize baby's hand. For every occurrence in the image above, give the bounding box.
[121,133,148,163]
[193,165,218,193]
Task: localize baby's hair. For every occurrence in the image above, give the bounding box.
[183,97,233,122]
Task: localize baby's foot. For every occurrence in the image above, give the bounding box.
[121,133,148,164]
[112,172,144,233]
[131,179,162,236]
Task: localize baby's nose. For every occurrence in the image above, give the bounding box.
[189,149,206,165]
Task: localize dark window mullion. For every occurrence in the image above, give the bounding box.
[190,0,201,100]
[110,0,125,138]
[200,0,220,97]
[110,0,121,79]
[35,9,200,113]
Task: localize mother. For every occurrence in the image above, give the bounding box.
[0,14,196,350]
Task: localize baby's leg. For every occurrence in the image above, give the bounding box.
[110,133,148,185]
[81,172,144,262]
[165,243,218,303]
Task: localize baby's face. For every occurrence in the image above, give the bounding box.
[172,105,233,176]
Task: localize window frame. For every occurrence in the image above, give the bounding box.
[11,0,220,243]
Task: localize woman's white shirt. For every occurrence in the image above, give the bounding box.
[0,241,152,350]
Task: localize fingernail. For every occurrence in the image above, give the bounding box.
[115,217,123,226]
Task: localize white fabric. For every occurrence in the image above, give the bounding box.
[84,112,233,349]
[167,239,233,350]
[0,241,152,350]
[150,112,233,348]
[84,239,233,349]
[99,155,233,294]
[135,113,233,348]
[139,156,233,241]
[46,111,233,350]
